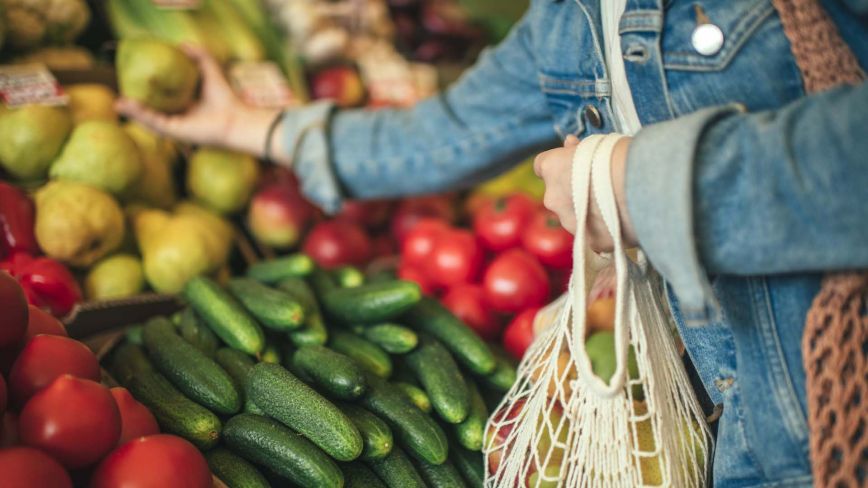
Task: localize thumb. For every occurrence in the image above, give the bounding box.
[564,135,580,147]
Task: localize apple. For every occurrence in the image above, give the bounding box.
[248,183,314,249]
[311,66,366,108]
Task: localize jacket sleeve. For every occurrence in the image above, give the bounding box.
[281,13,560,213]
[625,81,868,322]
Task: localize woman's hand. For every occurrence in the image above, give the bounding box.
[533,135,638,252]
[115,45,282,159]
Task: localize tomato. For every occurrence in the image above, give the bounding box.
[338,200,393,229]
[401,218,449,267]
[91,435,211,488]
[1,411,18,447]
[0,447,72,488]
[502,308,540,360]
[441,284,501,341]
[111,387,160,447]
[0,270,28,349]
[8,335,100,407]
[19,375,120,468]
[390,195,455,244]
[483,249,550,313]
[0,304,68,376]
[522,209,573,269]
[397,262,436,295]
[302,220,372,269]
[425,229,483,287]
[473,194,537,252]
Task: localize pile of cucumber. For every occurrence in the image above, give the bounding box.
[107,253,518,488]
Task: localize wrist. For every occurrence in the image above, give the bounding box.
[222,107,284,158]
[612,137,638,247]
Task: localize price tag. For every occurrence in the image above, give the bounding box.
[151,0,201,9]
[229,61,297,109]
[0,64,67,108]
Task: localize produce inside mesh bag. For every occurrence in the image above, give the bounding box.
[484,134,712,487]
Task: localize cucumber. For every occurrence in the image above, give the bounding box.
[329,331,392,378]
[481,348,517,392]
[278,277,329,346]
[177,308,219,358]
[362,324,418,354]
[289,314,329,347]
[405,337,470,424]
[394,382,431,413]
[244,397,265,415]
[142,317,241,415]
[365,446,426,488]
[403,298,496,375]
[260,342,282,364]
[223,414,343,488]
[184,276,265,356]
[227,278,304,331]
[359,375,448,465]
[246,253,315,283]
[293,345,367,400]
[206,447,270,488]
[333,265,365,288]
[450,442,484,488]
[366,267,397,283]
[412,457,467,488]
[125,324,144,345]
[215,347,255,393]
[454,378,488,451]
[342,462,387,488]
[246,363,363,462]
[338,402,393,461]
[110,343,221,449]
[312,270,422,324]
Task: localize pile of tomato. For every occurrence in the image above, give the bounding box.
[0,271,212,488]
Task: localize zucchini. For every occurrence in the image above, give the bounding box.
[246,363,363,462]
[227,278,304,331]
[206,447,270,488]
[338,402,394,461]
[293,345,367,400]
[405,337,470,424]
[329,331,392,378]
[184,276,265,356]
[393,382,432,413]
[176,307,219,358]
[312,270,421,324]
[224,413,342,488]
[365,446,426,488]
[342,462,387,488]
[142,317,241,415]
[246,253,315,283]
[362,323,418,354]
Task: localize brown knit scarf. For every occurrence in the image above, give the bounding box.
[770,1,866,486]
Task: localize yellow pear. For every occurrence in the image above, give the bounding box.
[187,148,259,214]
[123,122,177,209]
[66,84,117,124]
[84,254,145,299]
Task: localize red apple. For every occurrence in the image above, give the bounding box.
[311,66,366,108]
[248,183,315,249]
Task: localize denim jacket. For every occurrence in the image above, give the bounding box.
[283,1,868,485]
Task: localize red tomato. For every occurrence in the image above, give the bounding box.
[472,194,537,251]
[426,229,483,287]
[338,200,393,229]
[302,220,372,269]
[441,284,501,341]
[390,195,455,244]
[110,387,159,447]
[401,218,449,267]
[8,335,100,407]
[522,210,573,269]
[20,375,120,468]
[1,411,18,447]
[397,262,436,295]
[91,435,211,488]
[0,270,28,349]
[483,249,550,313]
[0,304,68,376]
[503,308,540,360]
[0,447,72,488]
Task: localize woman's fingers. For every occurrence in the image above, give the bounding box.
[115,98,173,133]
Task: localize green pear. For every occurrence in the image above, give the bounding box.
[136,216,213,294]
[35,181,124,267]
[187,148,259,214]
[116,38,199,113]
[0,104,72,181]
[123,122,177,209]
[84,254,145,299]
[585,331,639,387]
[49,120,143,196]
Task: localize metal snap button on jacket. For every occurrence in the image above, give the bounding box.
[692,23,724,56]
[583,105,603,128]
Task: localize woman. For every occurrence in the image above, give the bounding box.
[120,1,868,485]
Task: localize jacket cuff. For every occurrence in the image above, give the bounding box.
[625,105,743,326]
[279,100,344,214]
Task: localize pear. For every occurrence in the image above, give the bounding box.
[116,38,199,113]
[66,84,117,124]
[35,181,124,267]
[84,254,145,299]
[187,148,259,214]
[174,201,234,266]
[0,104,72,181]
[49,120,143,196]
[123,122,177,209]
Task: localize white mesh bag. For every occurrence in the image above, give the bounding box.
[484,134,713,487]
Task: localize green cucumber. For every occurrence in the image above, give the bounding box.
[177,308,219,358]
[393,382,431,413]
[312,270,421,324]
[481,348,518,392]
[359,375,448,465]
[246,253,315,283]
[450,442,484,488]
[110,343,221,449]
[405,337,470,424]
[338,402,393,461]
[333,265,365,288]
[246,363,363,462]
[260,342,282,364]
[206,447,270,488]
[244,397,265,415]
[142,317,241,415]
[454,378,488,451]
[329,331,392,378]
[362,324,418,354]
[293,345,367,400]
[342,462,387,488]
[278,277,329,346]
[227,278,304,331]
[215,347,255,393]
[366,268,397,283]
[125,324,144,345]
[366,446,426,488]
[184,276,265,356]
[403,298,496,375]
[223,414,342,488]
[412,457,467,488]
